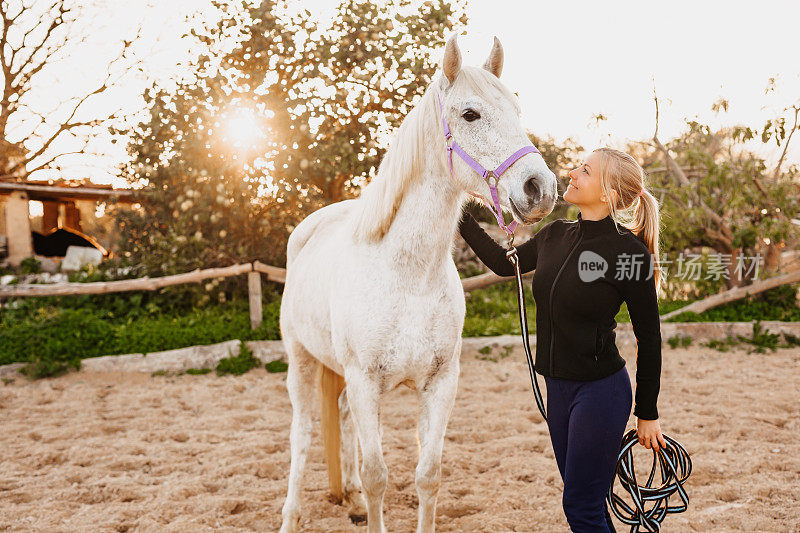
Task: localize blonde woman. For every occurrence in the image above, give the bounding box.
[459,148,665,532]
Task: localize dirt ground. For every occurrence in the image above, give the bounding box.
[1,341,799,532]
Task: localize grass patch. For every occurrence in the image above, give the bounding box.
[265,358,288,373]
[476,344,513,362]
[703,336,740,352]
[463,281,536,337]
[667,334,693,349]
[735,321,783,353]
[215,344,261,376]
[185,368,213,375]
[703,321,800,353]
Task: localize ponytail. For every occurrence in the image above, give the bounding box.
[628,187,662,292]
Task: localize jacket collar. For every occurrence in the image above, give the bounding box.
[577,211,620,238]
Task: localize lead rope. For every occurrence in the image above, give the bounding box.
[608,429,692,532]
[503,236,692,533]
[505,235,547,421]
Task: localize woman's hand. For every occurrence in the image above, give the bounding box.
[636,417,667,452]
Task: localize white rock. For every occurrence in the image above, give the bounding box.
[245,340,286,363]
[61,246,103,272]
[81,353,145,372]
[0,362,25,377]
[34,256,60,274]
[138,340,241,373]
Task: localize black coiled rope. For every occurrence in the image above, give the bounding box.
[607,429,692,532]
[506,243,692,532]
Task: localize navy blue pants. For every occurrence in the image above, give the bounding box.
[544,365,632,532]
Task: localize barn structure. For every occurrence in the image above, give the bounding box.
[0,179,133,266]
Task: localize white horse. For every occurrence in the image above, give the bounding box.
[278,35,557,533]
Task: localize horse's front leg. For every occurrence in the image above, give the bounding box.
[344,369,388,533]
[415,343,461,533]
[279,343,318,533]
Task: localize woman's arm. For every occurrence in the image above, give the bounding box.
[619,249,662,421]
[458,211,538,276]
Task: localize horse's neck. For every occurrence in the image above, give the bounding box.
[383,154,468,274]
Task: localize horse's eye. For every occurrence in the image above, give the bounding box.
[462,109,480,122]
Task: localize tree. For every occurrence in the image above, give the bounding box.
[0,0,142,179]
[114,0,466,289]
[644,90,798,291]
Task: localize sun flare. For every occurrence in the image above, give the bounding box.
[221,106,265,149]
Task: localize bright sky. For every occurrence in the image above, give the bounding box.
[19,0,800,192]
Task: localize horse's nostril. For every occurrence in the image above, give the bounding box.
[524,176,540,199]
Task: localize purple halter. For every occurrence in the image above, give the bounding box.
[437,94,540,236]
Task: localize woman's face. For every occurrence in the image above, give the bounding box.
[563,151,607,208]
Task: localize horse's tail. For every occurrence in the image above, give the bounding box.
[318,362,346,501]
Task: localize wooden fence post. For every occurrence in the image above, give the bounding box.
[248,270,262,330]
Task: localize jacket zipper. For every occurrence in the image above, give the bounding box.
[548,227,583,375]
[595,327,600,361]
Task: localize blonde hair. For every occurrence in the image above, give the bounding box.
[592,148,662,292]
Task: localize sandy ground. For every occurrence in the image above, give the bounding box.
[1,341,799,533]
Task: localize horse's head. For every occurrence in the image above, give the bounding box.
[438,35,557,224]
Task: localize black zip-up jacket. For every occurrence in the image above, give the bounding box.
[459,211,662,420]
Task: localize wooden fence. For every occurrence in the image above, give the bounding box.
[0,261,522,330]
[4,258,793,328]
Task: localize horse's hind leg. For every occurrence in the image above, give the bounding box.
[415,351,460,533]
[339,387,367,523]
[279,341,318,533]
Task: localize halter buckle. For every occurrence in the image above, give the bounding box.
[485,170,497,187]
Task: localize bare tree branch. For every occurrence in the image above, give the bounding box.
[774,104,799,179]
[652,84,690,186]
[650,83,738,259]
[0,1,144,180]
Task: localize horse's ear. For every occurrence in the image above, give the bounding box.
[482,36,503,78]
[442,33,461,84]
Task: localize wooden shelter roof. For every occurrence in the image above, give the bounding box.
[0,180,134,202]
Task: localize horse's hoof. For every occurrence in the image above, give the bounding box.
[279,508,300,533]
[349,513,367,525]
[344,489,367,516]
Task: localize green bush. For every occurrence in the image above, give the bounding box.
[19,257,42,275]
[463,281,536,337]
[0,293,282,376]
[265,359,288,373]
[215,344,260,376]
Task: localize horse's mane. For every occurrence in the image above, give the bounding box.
[351,66,520,243]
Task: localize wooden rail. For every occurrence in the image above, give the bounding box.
[0,263,253,297]
[0,260,517,330]
[4,259,797,329]
[0,263,266,330]
[660,269,800,321]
